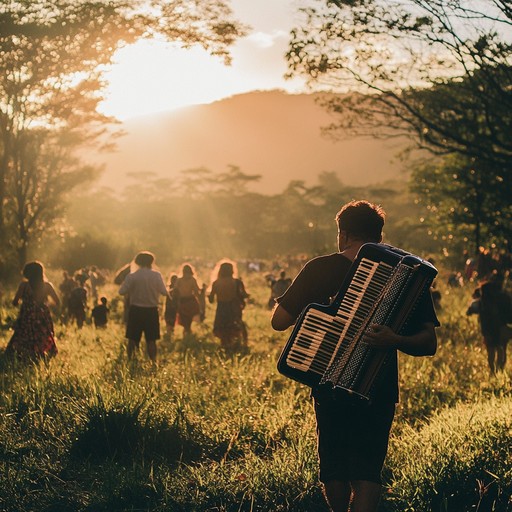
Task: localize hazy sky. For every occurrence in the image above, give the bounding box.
[99,0,308,120]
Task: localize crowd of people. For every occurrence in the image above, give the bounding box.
[3,241,511,371]
[2,252,276,363]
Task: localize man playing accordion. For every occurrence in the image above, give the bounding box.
[271,200,439,512]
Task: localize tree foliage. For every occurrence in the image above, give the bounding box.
[410,153,512,253]
[287,0,512,249]
[8,128,99,266]
[0,0,246,271]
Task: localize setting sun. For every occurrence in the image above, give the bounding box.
[99,32,305,120]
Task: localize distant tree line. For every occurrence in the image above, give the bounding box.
[37,169,441,274]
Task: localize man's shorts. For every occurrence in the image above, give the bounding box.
[314,395,395,484]
[126,305,160,343]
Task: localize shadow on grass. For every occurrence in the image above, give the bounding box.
[70,396,208,466]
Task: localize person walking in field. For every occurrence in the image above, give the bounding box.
[164,274,179,339]
[198,283,207,322]
[268,269,292,309]
[175,263,201,335]
[208,259,249,351]
[271,200,440,512]
[88,265,103,303]
[114,262,132,324]
[6,261,60,360]
[58,270,75,321]
[466,279,512,374]
[68,274,88,329]
[119,251,169,363]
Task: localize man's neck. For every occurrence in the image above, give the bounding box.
[340,241,366,262]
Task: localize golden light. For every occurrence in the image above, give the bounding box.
[98,28,306,120]
[98,40,238,119]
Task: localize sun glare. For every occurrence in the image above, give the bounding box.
[98,40,226,119]
[99,34,305,121]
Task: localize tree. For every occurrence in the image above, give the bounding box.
[213,165,262,196]
[0,0,246,269]
[8,127,99,266]
[410,153,512,253]
[287,0,512,248]
[178,167,217,199]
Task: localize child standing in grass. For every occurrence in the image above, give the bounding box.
[91,296,109,329]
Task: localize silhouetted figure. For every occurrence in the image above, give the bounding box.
[467,281,512,374]
[91,296,109,328]
[176,263,201,335]
[114,263,132,324]
[477,247,494,281]
[6,261,60,359]
[68,275,88,329]
[88,265,103,302]
[465,253,477,281]
[208,259,249,351]
[59,271,75,321]
[198,283,207,322]
[119,251,168,363]
[447,271,463,288]
[268,270,292,309]
[164,274,179,339]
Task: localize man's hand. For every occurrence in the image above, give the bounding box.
[363,324,399,349]
[364,322,437,356]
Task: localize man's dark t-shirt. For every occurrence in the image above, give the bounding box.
[277,252,440,405]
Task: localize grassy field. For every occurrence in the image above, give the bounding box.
[0,270,511,511]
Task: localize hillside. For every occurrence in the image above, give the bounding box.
[91,90,409,195]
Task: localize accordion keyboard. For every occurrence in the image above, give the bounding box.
[285,258,394,375]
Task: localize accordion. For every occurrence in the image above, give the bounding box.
[277,243,438,402]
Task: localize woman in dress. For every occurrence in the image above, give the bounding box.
[7,261,60,359]
[176,263,201,335]
[208,259,249,351]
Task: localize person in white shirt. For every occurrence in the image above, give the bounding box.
[119,251,169,363]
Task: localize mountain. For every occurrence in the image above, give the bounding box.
[91,90,409,195]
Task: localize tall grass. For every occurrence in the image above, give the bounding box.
[386,397,512,512]
[0,273,510,511]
